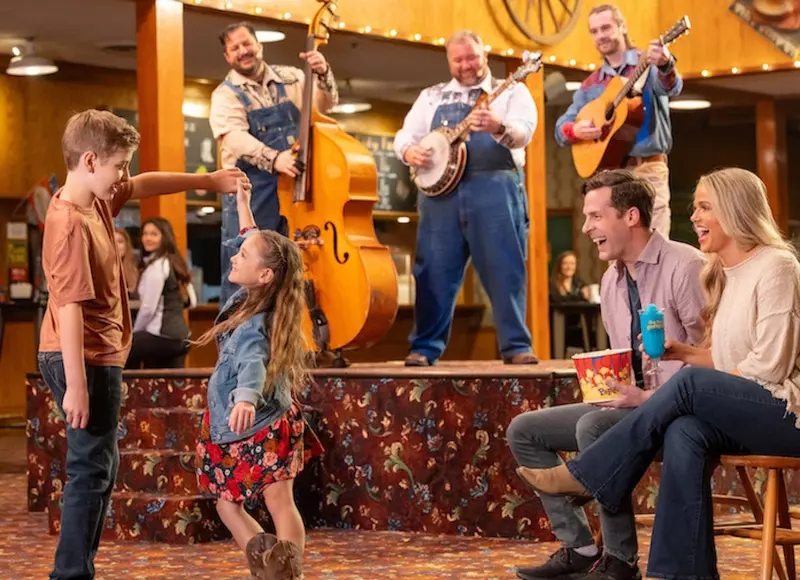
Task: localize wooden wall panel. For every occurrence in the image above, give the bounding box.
[187,0,656,72]
[0,62,213,199]
[659,0,794,76]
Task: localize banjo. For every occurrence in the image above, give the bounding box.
[411,50,543,198]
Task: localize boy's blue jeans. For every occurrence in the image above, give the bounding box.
[38,352,122,580]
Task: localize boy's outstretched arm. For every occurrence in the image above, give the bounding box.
[121,168,244,201]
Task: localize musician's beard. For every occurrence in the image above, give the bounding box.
[233,56,264,79]
[597,38,623,57]
[454,66,488,87]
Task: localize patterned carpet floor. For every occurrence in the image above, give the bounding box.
[0,429,773,579]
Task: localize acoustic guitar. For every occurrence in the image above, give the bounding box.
[411,50,543,198]
[570,16,691,179]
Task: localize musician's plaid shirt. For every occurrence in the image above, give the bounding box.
[555,48,683,159]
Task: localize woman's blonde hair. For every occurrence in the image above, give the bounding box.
[696,167,797,345]
[195,231,313,396]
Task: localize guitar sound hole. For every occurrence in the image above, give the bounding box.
[604,108,614,122]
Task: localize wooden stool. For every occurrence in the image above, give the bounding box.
[633,455,800,579]
[713,455,800,580]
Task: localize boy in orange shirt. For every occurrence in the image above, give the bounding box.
[38,109,245,579]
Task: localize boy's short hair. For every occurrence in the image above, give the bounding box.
[62,109,141,171]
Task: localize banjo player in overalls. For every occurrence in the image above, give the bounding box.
[394,30,540,367]
[210,21,338,307]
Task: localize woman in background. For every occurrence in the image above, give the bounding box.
[126,218,197,369]
[549,251,590,302]
[115,227,139,299]
[550,251,591,351]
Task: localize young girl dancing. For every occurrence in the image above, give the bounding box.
[195,177,322,579]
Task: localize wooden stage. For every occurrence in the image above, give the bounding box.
[25,359,767,545]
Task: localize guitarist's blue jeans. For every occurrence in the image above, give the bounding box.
[409,169,532,362]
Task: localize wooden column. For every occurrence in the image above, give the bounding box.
[135,0,187,254]
[509,59,551,359]
[755,99,789,235]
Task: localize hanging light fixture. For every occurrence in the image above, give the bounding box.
[6,41,58,77]
[329,79,371,114]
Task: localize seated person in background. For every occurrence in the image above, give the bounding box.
[517,167,800,580]
[507,169,706,580]
[550,250,591,350]
[550,251,590,303]
[115,227,139,300]
[126,217,197,369]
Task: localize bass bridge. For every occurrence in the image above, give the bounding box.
[292,225,324,251]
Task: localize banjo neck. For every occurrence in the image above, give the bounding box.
[451,75,516,141]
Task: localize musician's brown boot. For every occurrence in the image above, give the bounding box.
[504,352,539,365]
[404,352,431,367]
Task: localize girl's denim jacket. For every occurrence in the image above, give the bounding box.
[207,231,291,444]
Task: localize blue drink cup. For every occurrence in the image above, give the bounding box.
[639,303,666,359]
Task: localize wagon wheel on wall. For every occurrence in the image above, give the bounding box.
[501,0,584,46]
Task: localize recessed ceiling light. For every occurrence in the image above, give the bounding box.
[669,99,711,110]
[330,102,372,114]
[255,30,285,43]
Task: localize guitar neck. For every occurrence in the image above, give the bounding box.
[453,76,514,139]
[610,51,651,109]
[293,35,317,201]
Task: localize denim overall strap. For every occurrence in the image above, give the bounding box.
[219,76,301,307]
[429,91,516,174]
[409,98,531,361]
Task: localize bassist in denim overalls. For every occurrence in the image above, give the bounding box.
[210,22,338,307]
[394,30,539,366]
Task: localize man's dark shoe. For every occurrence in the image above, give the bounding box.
[576,554,642,580]
[516,547,601,580]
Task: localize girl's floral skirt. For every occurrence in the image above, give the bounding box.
[196,403,324,503]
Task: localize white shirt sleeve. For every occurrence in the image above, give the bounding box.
[393,88,437,166]
[133,258,168,333]
[492,81,538,150]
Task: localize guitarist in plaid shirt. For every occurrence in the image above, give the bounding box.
[555,3,683,239]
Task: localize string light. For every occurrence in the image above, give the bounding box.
[569,59,576,66]
[506,48,514,55]
[363,25,371,33]
[701,69,709,77]
[484,45,492,52]
[254,6,261,13]
[282,12,291,19]
[389,29,397,37]
[731,67,739,74]
[762,63,770,70]
[338,22,346,29]
[413,33,422,41]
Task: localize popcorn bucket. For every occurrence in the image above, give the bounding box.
[571,348,633,402]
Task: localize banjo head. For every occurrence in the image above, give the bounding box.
[413,130,455,190]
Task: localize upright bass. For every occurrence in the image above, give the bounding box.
[277,0,398,365]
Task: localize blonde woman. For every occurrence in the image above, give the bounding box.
[517,167,800,580]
